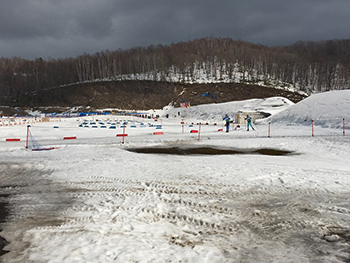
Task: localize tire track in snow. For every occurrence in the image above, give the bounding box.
[2,162,350,262]
[51,173,350,249]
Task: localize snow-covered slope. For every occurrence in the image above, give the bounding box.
[160,90,350,129]
[258,90,350,128]
[1,90,350,263]
[161,96,294,122]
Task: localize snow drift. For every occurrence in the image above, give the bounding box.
[258,90,350,128]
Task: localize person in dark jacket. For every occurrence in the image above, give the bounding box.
[223,114,231,132]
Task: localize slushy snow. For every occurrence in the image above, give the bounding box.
[0,90,350,263]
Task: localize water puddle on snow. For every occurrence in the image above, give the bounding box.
[127,146,295,156]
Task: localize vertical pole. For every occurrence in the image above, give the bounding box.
[311,120,314,137]
[198,123,201,141]
[268,122,271,138]
[343,118,345,136]
[122,123,126,144]
[26,125,30,149]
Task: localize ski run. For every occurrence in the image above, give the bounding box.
[1,90,350,263]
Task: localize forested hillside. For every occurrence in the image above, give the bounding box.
[0,37,349,107]
[16,81,305,111]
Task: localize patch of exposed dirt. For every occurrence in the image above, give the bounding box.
[14,80,306,112]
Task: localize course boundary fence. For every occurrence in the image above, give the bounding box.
[0,116,348,147]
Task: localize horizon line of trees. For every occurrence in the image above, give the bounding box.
[1,37,350,101]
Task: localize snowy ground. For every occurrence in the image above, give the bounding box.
[1,92,350,263]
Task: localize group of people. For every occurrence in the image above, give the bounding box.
[223,114,255,132]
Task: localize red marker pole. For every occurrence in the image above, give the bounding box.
[343,118,345,136]
[268,122,271,138]
[26,125,30,149]
[122,124,126,144]
[198,123,201,141]
[181,121,184,134]
[311,120,314,137]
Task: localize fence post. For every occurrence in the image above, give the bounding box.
[198,123,201,141]
[343,118,345,136]
[26,125,30,149]
[122,123,126,144]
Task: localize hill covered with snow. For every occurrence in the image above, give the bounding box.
[162,97,294,123]
[162,90,350,128]
[258,90,350,128]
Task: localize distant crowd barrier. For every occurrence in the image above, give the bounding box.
[0,116,66,127]
[0,117,45,127]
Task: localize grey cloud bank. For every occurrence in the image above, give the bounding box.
[0,0,349,59]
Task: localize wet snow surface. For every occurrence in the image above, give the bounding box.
[126,146,295,156]
[1,92,350,263]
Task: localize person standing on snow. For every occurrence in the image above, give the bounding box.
[223,114,231,132]
[245,115,255,131]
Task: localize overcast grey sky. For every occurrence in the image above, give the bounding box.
[0,0,349,60]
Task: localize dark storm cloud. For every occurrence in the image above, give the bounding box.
[0,0,349,59]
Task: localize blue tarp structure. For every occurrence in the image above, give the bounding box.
[200,92,216,99]
[78,112,112,116]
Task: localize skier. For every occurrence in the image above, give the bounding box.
[245,115,255,131]
[223,114,231,132]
